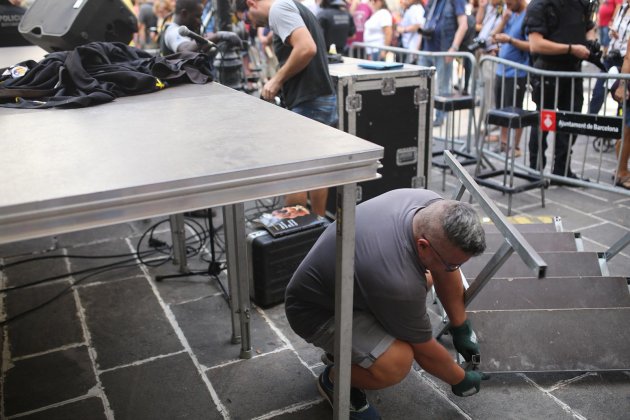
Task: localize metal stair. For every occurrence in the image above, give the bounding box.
[460,223,630,373]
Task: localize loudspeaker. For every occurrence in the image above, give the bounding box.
[18,0,137,52]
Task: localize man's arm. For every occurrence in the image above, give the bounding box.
[528,31,590,59]
[446,14,468,63]
[494,32,529,52]
[432,267,481,364]
[261,26,316,100]
[411,338,465,384]
[614,36,630,101]
[431,268,466,327]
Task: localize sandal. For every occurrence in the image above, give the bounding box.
[615,175,630,190]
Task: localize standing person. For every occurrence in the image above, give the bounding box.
[285,189,488,419]
[589,0,630,115]
[612,35,630,189]
[418,0,469,127]
[160,0,241,56]
[317,0,356,55]
[0,0,29,47]
[363,0,393,60]
[395,0,425,63]
[489,0,529,157]
[525,0,596,181]
[598,0,623,56]
[246,0,338,216]
[347,0,373,57]
[137,0,159,49]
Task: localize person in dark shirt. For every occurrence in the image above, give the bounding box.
[525,0,595,181]
[317,0,355,55]
[137,0,159,49]
[0,0,30,47]
[246,0,337,217]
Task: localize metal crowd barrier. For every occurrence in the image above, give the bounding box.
[476,55,630,197]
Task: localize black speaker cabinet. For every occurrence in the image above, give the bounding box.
[18,0,137,52]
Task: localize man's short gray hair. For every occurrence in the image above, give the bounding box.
[440,200,486,256]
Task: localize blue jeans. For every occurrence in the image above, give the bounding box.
[588,55,622,114]
[290,94,338,127]
[418,55,453,123]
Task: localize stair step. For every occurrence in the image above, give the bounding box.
[462,252,602,279]
[467,308,630,372]
[468,276,630,310]
[482,222,559,234]
[483,232,578,253]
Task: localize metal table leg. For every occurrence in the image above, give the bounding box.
[169,214,188,273]
[223,203,253,359]
[333,183,356,420]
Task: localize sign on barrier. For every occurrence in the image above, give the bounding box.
[540,110,623,139]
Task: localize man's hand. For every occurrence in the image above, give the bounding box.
[452,370,489,397]
[450,319,479,362]
[261,76,282,101]
[570,44,590,60]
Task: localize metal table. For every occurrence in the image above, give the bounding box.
[0,65,383,418]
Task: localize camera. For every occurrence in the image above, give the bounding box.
[467,37,487,52]
[608,49,622,64]
[419,27,435,39]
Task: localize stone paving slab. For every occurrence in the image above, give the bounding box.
[549,371,630,420]
[0,236,55,258]
[17,397,107,420]
[368,370,466,419]
[78,276,183,370]
[5,280,83,357]
[170,294,281,367]
[100,352,220,420]
[3,249,68,288]
[3,346,96,417]
[206,350,319,419]
[55,224,136,248]
[429,371,576,420]
[66,239,144,285]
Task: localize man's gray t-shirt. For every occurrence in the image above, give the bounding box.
[268,0,334,108]
[285,188,442,344]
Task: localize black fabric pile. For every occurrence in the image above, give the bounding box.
[0,42,214,109]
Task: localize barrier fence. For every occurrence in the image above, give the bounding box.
[349,42,630,198]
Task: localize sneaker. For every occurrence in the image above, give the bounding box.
[321,352,334,366]
[317,365,381,419]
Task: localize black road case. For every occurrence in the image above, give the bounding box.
[246,221,329,307]
[326,57,434,214]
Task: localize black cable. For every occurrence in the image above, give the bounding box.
[0,262,143,327]
[0,251,159,270]
[0,251,168,293]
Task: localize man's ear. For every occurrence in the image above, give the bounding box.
[245,0,256,9]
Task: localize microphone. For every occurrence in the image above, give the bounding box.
[178,25,217,49]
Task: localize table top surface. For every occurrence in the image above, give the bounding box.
[0,63,383,242]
